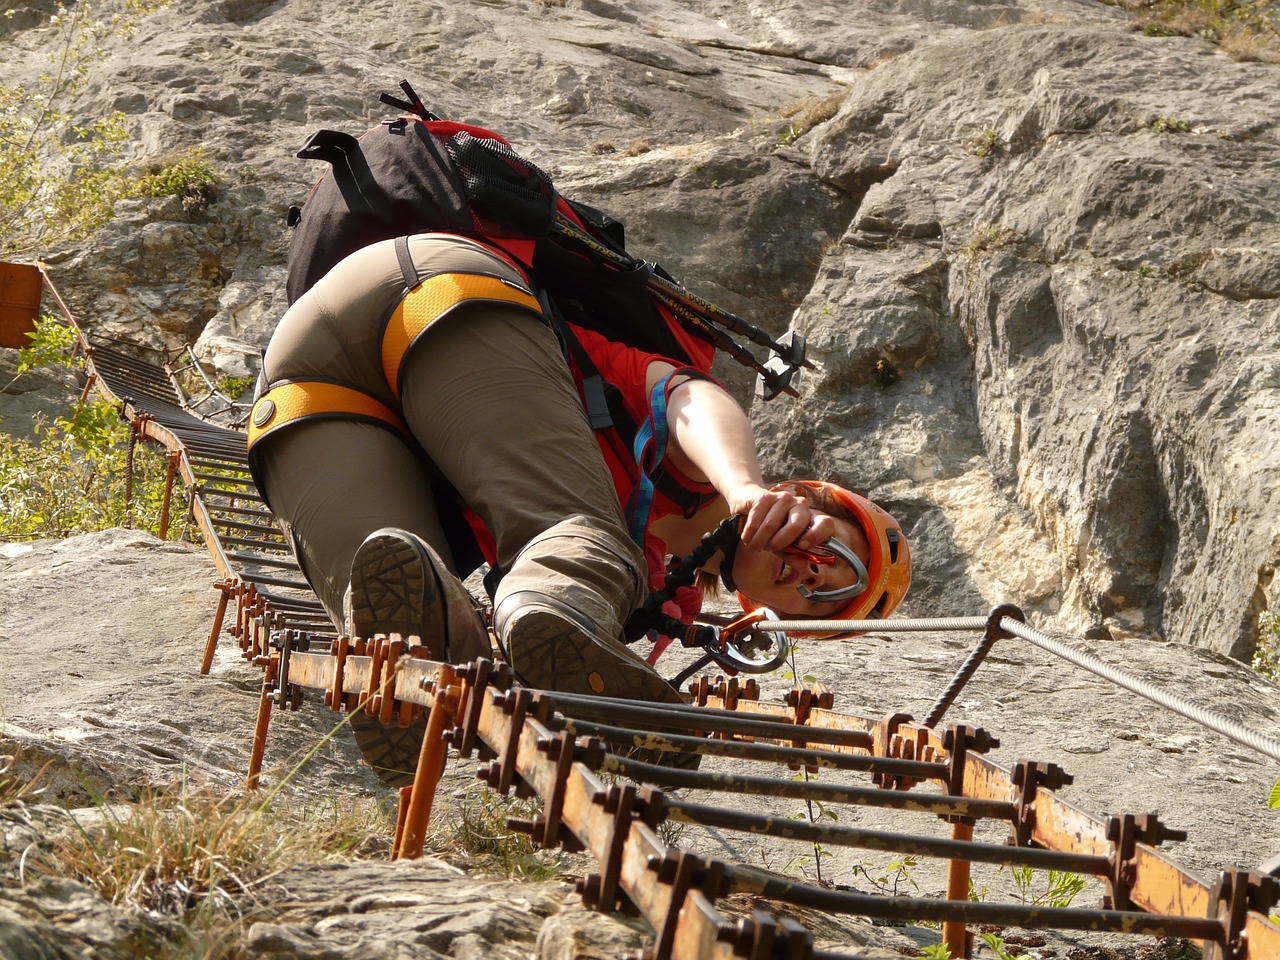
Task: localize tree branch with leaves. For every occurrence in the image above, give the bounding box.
[0,1,169,260]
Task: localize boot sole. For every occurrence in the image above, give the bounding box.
[506,608,700,769]
[505,607,682,703]
[347,529,443,788]
[349,530,444,657]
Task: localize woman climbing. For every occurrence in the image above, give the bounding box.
[247,232,912,713]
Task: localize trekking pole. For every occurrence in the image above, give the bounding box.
[652,292,800,398]
[378,79,441,121]
[647,272,813,371]
[552,215,812,369]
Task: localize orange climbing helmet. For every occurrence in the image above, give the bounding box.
[737,481,912,634]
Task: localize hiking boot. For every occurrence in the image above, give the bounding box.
[346,528,490,788]
[495,590,685,703]
[348,527,446,658]
[347,527,490,661]
[495,592,699,770]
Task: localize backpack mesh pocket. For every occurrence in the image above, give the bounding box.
[446,131,557,239]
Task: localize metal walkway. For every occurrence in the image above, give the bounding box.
[28,263,1280,960]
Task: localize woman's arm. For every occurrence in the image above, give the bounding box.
[648,362,835,552]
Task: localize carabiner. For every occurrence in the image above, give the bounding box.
[788,536,869,604]
[708,608,790,674]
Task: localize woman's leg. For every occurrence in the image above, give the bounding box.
[251,419,488,660]
[397,303,682,702]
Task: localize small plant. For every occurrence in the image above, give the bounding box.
[875,357,902,389]
[971,125,1000,158]
[1136,262,1157,278]
[427,785,571,881]
[958,225,1012,259]
[1268,779,1280,809]
[1009,866,1087,907]
[784,774,835,883]
[776,93,845,144]
[922,944,954,960]
[216,375,256,398]
[979,931,1034,960]
[854,854,921,896]
[1151,116,1192,133]
[1255,611,1280,679]
[130,149,219,213]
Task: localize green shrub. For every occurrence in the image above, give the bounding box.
[0,1,172,259]
[2,316,195,542]
[15,313,80,375]
[0,400,195,541]
[215,375,256,399]
[1151,116,1192,133]
[130,150,220,212]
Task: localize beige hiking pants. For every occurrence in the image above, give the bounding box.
[250,234,647,647]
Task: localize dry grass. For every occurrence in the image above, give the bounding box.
[0,752,49,806]
[777,92,848,145]
[426,783,579,881]
[34,786,394,916]
[1105,0,1280,62]
[0,756,397,960]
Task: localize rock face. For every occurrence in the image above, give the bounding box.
[763,24,1280,661]
[4,0,1279,659]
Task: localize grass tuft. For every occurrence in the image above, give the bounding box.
[427,784,578,881]
[36,786,394,917]
[1104,0,1280,62]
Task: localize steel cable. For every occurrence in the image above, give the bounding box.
[1000,616,1280,763]
[764,615,1280,763]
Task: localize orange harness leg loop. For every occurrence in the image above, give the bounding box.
[247,381,408,452]
[381,272,542,400]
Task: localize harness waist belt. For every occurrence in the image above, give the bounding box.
[382,271,542,399]
[247,382,408,451]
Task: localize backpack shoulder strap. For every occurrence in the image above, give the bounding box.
[538,290,614,430]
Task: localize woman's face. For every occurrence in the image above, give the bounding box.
[731,514,871,617]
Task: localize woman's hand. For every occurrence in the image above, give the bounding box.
[657,366,835,551]
[728,482,837,553]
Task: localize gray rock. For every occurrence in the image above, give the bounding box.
[4,0,1280,955]
[237,860,568,960]
[0,529,383,800]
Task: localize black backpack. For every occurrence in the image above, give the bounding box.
[285,81,808,409]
